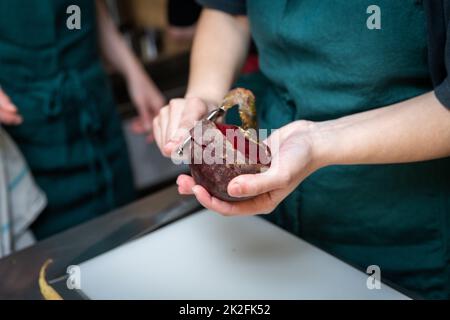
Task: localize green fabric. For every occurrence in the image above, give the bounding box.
[243,0,450,299]
[0,0,135,239]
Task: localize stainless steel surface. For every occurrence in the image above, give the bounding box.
[123,119,188,191]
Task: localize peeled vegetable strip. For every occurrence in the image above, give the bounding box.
[38,259,63,300]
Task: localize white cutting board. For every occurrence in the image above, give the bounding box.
[79,210,409,300]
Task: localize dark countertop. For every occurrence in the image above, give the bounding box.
[0,186,200,300]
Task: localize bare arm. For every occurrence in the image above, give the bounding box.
[96,0,165,134]
[154,8,251,155]
[96,0,141,80]
[186,9,251,105]
[313,92,450,167]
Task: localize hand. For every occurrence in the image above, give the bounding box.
[0,88,22,125]
[127,69,166,142]
[177,120,321,216]
[153,97,210,157]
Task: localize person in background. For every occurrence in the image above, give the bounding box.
[153,1,450,298]
[0,0,165,239]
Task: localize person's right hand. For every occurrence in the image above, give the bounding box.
[0,88,22,125]
[153,97,210,157]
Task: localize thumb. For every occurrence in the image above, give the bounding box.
[228,170,283,198]
[227,139,287,197]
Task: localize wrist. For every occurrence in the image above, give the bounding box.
[300,120,337,171]
[185,87,228,108]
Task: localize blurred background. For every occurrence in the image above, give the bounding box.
[106,0,199,197]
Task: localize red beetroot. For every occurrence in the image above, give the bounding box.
[189,119,271,202]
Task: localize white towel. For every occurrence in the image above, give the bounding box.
[0,126,46,258]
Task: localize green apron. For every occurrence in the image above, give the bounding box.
[0,0,135,239]
[243,0,450,299]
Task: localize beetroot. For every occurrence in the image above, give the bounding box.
[189,119,271,202]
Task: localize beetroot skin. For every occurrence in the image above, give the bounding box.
[189,119,271,202]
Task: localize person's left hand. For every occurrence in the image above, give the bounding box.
[127,69,166,142]
[177,120,322,216]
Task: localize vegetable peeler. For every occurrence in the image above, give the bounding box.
[176,105,227,156]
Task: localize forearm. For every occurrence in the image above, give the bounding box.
[186,9,251,105]
[96,0,142,80]
[311,91,450,168]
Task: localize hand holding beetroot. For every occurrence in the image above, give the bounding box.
[154,88,319,215]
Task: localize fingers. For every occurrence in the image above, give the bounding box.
[0,89,22,125]
[177,174,281,216]
[175,173,275,215]
[163,98,208,155]
[141,92,165,143]
[153,97,209,157]
[164,100,184,151]
[227,141,286,198]
[129,75,166,139]
[179,98,209,130]
[176,174,196,194]
[0,109,22,125]
[192,184,277,216]
[139,105,153,132]
[129,117,147,134]
[153,100,178,156]
[227,170,288,199]
[0,96,16,112]
[153,110,164,152]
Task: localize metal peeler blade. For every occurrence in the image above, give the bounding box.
[176,106,226,156]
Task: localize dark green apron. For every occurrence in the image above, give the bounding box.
[0,0,135,239]
[243,0,450,299]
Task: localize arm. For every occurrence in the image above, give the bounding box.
[314,91,450,167]
[186,8,251,103]
[178,91,450,215]
[96,0,165,135]
[153,8,251,155]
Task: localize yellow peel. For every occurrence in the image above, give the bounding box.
[38,259,63,300]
